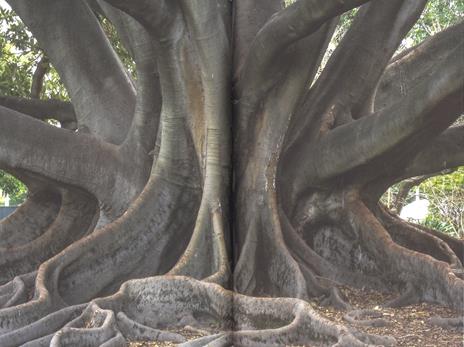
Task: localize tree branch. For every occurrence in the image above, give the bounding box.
[391,174,435,214]
[0,96,76,126]
[8,0,136,144]
[30,55,50,99]
[233,0,283,71]
[238,0,370,101]
[401,126,464,179]
[99,2,160,157]
[0,105,121,198]
[102,0,177,37]
[285,0,427,153]
[376,21,464,112]
[290,37,463,193]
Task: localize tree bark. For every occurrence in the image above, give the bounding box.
[0,0,463,346]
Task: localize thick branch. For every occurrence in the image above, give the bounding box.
[233,0,283,71]
[290,39,463,193]
[0,96,76,125]
[286,0,427,153]
[8,0,135,144]
[102,0,176,37]
[0,106,121,200]
[392,175,434,214]
[376,21,464,111]
[99,2,161,157]
[402,126,464,179]
[30,55,50,99]
[238,0,369,101]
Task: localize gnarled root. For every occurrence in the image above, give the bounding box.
[377,205,463,269]
[0,188,98,285]
[428,316,464,330]
[347,197,464,311]
[0,172,200,335]
[13,276,394,347]
[344,309,388,327]
[0,189,61,249]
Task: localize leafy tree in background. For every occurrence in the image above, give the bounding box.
[382,168,464,237]
[0,170,26,205]
[421,168,464,237]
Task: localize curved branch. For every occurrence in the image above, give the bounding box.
[391,175,436,214]
[30,55,50,99]
[238,0,370,101]
[232,0,283,71]
[286,0,427,152]
[7,0,136,144]
[105,7,161,157]
[0,106,123,201]
[102,0,176,36]
[290,37,463,193]
[376,21,464,112]
[402,125,464,179]
[0,96,76,126]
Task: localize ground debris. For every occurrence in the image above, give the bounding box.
[129,286,463,347]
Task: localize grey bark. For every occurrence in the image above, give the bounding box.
[0,0,463,345]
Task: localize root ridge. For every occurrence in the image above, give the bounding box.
[344,309,389,327]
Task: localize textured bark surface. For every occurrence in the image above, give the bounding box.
[0,0,463,346]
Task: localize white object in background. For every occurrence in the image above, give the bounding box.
[4,195,10,207]
[400,187,429,222]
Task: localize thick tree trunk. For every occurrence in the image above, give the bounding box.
[0,0,463,346]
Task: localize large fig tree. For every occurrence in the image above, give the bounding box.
[0,0,463,346]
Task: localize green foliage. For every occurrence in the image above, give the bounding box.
[405,0,464,46]
[0,5,135,205]
[0,7,69,100]
[382,168,464,237]
[0,8,38,97]
[0,170,27,206]
[98,16,136,78]
[420,167,464,237]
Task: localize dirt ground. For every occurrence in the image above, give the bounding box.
[129,286,463,347]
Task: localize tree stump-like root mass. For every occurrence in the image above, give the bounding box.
[0,276,399,347]
[0,0,463,345]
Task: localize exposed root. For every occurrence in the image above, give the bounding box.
[3,276,394,346]
[0,272,35,309]
[413,223,464,264]
[0,190,61,249]
[347,196,464,311]
[0,189,98,285]
[428,316,464,329]
[344,309,389,327]
[349,330,397,346]
[0,305,85,347]
[0,173,200,335]
[116,311,186,343]
[377,205,463,268]
[169,205,230,287]
[384,283,420,308]
[234,188,307,299]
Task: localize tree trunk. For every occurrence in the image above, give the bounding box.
[0,0,463,346]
